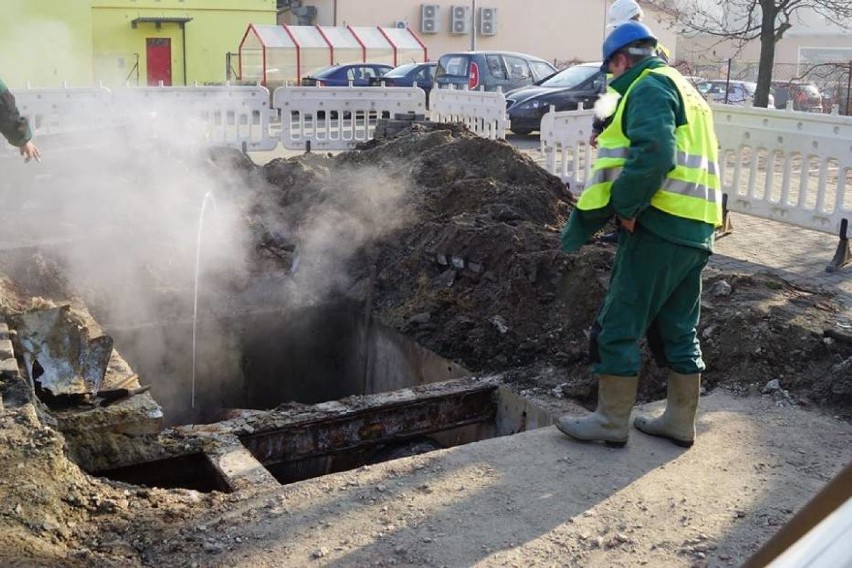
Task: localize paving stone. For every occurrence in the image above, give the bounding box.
[712,214,851,314]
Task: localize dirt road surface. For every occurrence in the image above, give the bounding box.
[88,392,848,568]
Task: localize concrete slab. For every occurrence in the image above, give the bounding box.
[145,391,851,567]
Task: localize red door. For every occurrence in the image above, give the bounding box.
[146,38,172,86]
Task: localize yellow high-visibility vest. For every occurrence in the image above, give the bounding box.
[578,66,722,227]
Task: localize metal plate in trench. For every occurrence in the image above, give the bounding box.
[240,379,499,482]
[15,305,113,395]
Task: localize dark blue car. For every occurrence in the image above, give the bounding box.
[300,63,394,87]
[371,62,436,92]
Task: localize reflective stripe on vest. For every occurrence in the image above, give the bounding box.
[577,66,722,226]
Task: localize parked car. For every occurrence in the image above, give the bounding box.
[369,62,437,107]
[434,51,557,93]
[771,81,823,112]
[300,63,394,87]
[505,62,605,135]
[696,80,775,109]
[370,62,436,91]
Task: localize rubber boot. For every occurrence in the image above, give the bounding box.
[633,372,700,448]
[555,375,638,447]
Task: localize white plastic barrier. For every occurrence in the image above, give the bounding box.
[539,105,596,193]
[541,105,852,235]
[10,84,278,152]
[712,104,852,236]
[9,85,114,139]
[111,84,278,151]
[429,86,507,140]
[541,103,852,270]
[273,86,426,151]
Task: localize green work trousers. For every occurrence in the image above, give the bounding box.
[592,224,710,376]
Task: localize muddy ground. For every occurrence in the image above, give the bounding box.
[0,123,850,566]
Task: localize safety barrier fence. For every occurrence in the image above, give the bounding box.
[539,104,596,194]
[429,86,508,140]
[111,85,279,152]
[540,104,852,271]
[11,85,116,136]
[273,86,427,151]
[5,83,503,154]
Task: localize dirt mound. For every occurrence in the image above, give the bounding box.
[256,124,852,417]
[258,124,610,373]
[2,124,850,417]
[698,271,852,416]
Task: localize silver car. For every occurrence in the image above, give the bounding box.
[696,80,775,109]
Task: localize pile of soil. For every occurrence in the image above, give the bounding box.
[258,124,608,370]
[253,124,852,417]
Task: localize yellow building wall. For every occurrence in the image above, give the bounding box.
[0,0,275,88]
[91,0,276,87]
[0,0,94,88]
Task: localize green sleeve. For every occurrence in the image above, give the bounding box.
[0,78,33,147]
[560,204,612,253]
[609,76,680,219]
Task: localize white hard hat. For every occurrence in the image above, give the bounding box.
[608,0,644,24]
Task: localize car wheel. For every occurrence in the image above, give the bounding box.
[511,128,534,136]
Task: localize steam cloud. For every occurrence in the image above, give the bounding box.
[289,166,410,304]
[1,85,410,423]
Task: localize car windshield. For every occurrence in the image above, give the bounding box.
[799,85,820,96]
[540,65,598,88]
[384,64,419,78]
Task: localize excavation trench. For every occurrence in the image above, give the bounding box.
[90,300,552,491]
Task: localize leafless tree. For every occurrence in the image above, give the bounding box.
[671,0,852,107]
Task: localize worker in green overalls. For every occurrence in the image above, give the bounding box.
[557,21,722,448]
[0,77,40,162]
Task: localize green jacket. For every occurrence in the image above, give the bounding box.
[0,78,33,147]
[561,57,715,253]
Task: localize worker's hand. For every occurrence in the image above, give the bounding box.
[20,141,41,163]
[589,132,600,149]
[618,216,636,233]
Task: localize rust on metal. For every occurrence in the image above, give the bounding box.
[240,379,498,466]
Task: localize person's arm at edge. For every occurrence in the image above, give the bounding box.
[0,78,40,161]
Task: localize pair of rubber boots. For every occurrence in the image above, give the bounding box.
[556,372,700,448]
